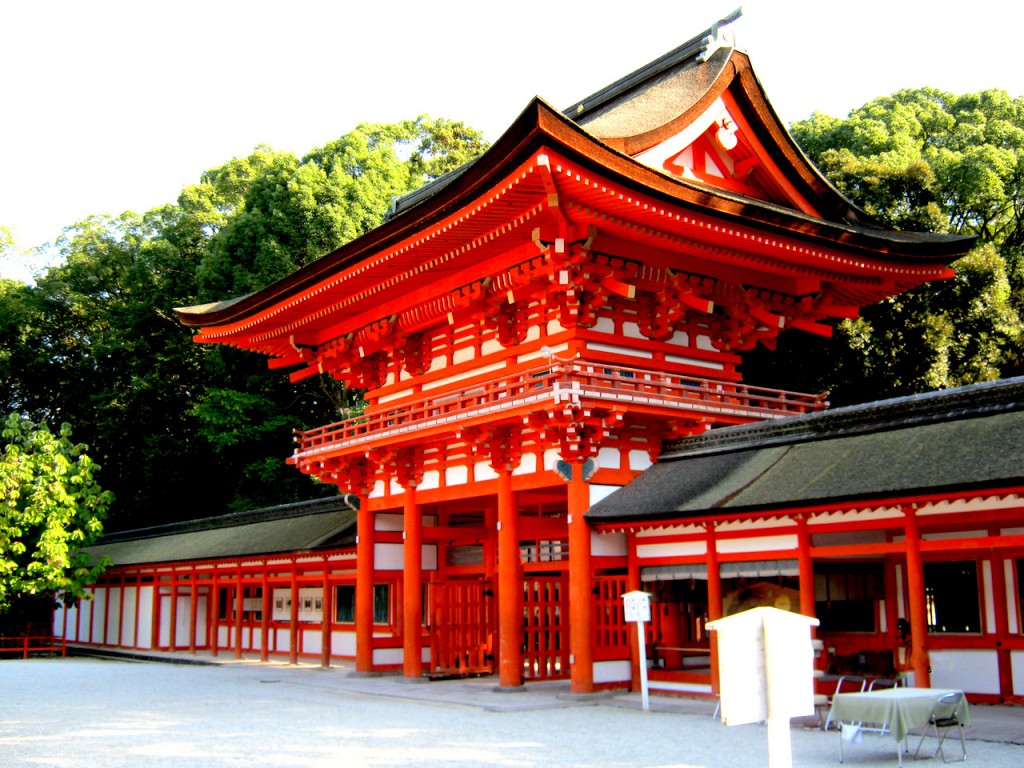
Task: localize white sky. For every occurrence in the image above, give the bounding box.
[3,0,1024,280]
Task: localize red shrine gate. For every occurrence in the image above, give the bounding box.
[163,14,973,695]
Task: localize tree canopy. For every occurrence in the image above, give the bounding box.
[1,413,112,615]
[0,116,487,531]
[744,87,1024,403]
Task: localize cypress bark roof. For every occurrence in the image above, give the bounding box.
[85,496,357,567]
[586,377,1024,524]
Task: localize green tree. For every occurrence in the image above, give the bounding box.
[746,88,1024,404]
[1,413,112,615]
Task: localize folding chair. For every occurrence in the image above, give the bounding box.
[821,674,866,731]
[913,691,967,762]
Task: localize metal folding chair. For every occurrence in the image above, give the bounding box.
[822,675,866,731]
[913,691,967,762]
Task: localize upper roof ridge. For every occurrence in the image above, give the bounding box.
[562,8,743,123]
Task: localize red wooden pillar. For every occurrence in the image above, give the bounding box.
[210,568,219,657]
[234,567,244,659]
[260,568,270,662]
[167,573,178,651]
[321,555,333,668]
[903,507,931,687]
[796,516,816,620]
[403,483,423,678]
[189,567,198,654]
[355,495,375,673]
[568,470,593,694]
[117,576,126,647]
[987,546,1013,700]
[497,467,521,688]
[626,532,642,693]
[289,562,300,664]
[706,522,723,697]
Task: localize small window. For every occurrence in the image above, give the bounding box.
[924,561,981,633]
[814,563,883,632]
[335,585,355,623]
[333,584,391,624]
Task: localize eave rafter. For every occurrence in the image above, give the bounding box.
[191,145,957,371]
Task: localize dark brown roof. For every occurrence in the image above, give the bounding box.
[84,496,357,567]
[585,377,1024,524]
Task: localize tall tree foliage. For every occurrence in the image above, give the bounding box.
[745,88,1024,404]
[0,118,486,530]
[1,414,112,616]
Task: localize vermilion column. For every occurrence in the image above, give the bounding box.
[355,495,375,673]
[235,569,245,659]
[289,563,299,665]
[497,468,521,687]
[903,507,931,687]
[626,532,642,693]
[321,555,333,668]
[403,483,423,678]
[568,470,593,694]
[706,523,722,698]
[189,569,198,654]
[796,516,816,620]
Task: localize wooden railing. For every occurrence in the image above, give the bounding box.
[0,634,67,659]
[293,360,827,459]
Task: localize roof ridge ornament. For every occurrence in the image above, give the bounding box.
[697,7,743,63]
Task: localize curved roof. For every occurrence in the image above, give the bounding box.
[175,14,974,358]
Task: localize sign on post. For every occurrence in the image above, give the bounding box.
[707,607,819,768]
[622,590,652,711]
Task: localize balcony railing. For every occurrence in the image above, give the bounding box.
[292,360,828,461]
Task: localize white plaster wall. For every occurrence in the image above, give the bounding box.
[376,514,403,532]
[303,630,322,656]
[121,589,137,647]
[105,588,121,644]
[446,465,469,485]
[597,446,620,470]
[90,590,105,644]
[665,354,724,370]
[78,598,93,643]
[375,542,404,570]
[374,647,403,665]
[419,470,440,491]
[474,461,498,482]
[594,659,632,684]
[1006,560,1019,635]
[929,650,1000,695]
[334,630,357,656]
[481,338,503,356]
[137,586,154,649]
[588,342,653,359]
[592,531,628,557]
[715,534,798,553]
[513,453,537,476]
[628,450,653,472]
[174,596,192,647]
[1013,651,1024,696]
[637,540,706,559]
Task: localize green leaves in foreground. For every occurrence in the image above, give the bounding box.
[1,413,112,613]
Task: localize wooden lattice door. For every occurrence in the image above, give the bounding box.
[522,574,568,680]
[429,579,493,677]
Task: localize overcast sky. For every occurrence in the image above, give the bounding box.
[3,0,1024,280]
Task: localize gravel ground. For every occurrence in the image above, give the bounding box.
[1,657,1021,767]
